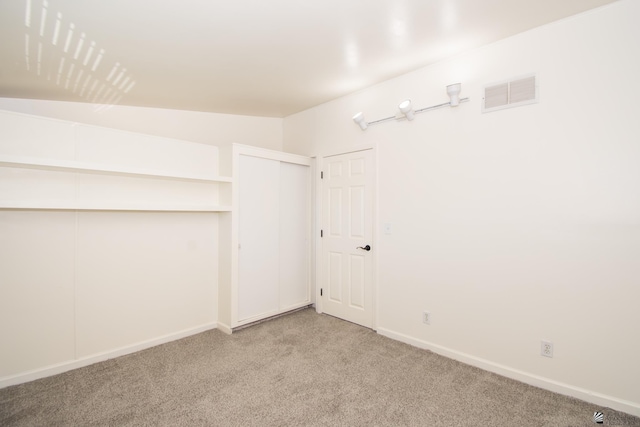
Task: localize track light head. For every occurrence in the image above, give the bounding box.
[447,83,462,106]
[352,112,367,130]
[398,99,415,121]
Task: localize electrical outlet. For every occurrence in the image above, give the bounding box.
[541,341,553,358]
[422,311,431,325]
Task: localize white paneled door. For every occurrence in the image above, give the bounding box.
[321,149,373,328]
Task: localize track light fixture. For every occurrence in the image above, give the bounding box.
[398,99,415,121]
[352,83,469,131]
[352,112,367,130]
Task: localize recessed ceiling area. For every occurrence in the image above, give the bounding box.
[0,0,618,117]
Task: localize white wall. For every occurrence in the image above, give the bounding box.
[0,111,225,385]
[0,97,283,151]
[284,0,640,415]
[0,210,218,379]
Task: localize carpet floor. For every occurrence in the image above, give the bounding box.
[1,308,638,426]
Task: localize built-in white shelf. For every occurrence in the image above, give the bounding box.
[0,201,232,212]
[0,154,232,212]
[0,154,233,183]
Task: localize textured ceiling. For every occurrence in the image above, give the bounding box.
[0,0,618,117]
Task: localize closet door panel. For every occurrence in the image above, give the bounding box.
[279,162,310,308]
[238,155,280,321]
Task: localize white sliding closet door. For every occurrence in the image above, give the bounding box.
[279,162,310,309]
[237,154,310,323]
[238,155,280,321]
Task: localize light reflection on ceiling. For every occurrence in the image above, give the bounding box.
[22,0,136,111]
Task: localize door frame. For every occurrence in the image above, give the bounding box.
[314,143,378,330]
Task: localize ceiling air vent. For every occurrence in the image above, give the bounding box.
[482,74,537,113]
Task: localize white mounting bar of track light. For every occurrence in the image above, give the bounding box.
[352,83,469,131]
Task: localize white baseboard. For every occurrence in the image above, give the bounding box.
[376,327,640,418]
[0,322,218,389]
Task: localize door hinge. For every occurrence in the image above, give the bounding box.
[320,229,323,238]
[321,171,324,179]
[320,288,323,296]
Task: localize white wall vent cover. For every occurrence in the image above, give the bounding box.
[482,75,538,113]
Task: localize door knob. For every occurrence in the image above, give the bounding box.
[357,245,371,251]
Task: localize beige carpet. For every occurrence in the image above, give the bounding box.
[1,308,638,426]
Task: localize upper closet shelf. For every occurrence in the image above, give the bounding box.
[0,201,232,212]
[0,154,232,183]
